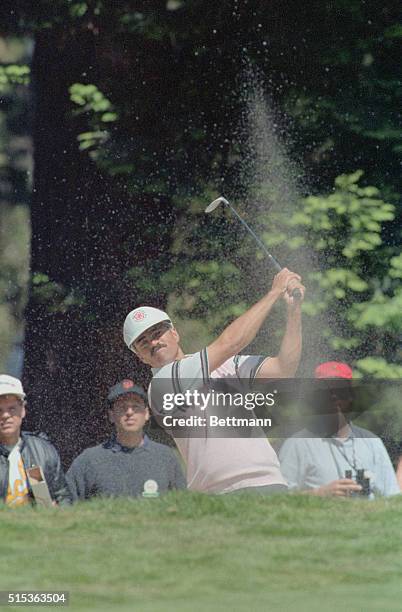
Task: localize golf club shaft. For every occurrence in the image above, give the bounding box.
[226,201,302,301]
[226,202,282,272]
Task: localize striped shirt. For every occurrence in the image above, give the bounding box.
[149,351,287,494]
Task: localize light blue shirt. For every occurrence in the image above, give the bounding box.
[278,424,400,498]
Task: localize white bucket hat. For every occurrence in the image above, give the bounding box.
[0,374,26,399]
[123,307,172,351]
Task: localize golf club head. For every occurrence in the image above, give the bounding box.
[205,196,229,214]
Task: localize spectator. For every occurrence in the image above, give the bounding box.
[0,374,71,507]
[67,379,186,500]
[278,362,400,498]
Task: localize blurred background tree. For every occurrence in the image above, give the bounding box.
[0,0,400,462]
[0,37,31,373]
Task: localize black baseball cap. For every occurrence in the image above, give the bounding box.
[107,379,147,403]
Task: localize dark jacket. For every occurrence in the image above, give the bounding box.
[0,431,72,506]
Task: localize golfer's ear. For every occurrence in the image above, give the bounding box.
[172,327,180,343]
[107,408,115,424]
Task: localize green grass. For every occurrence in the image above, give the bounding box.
[1,493,402,611]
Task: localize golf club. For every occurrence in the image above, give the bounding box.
[205,196,302,300]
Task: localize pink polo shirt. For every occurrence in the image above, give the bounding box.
[149,350,287,494]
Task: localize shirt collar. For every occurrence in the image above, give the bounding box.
[330,422,355,443]
[104,434,149,453]
[0,437,22,456]
[151,354,191,376]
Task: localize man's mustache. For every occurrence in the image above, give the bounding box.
[151,343,167,356]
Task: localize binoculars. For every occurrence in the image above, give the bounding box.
[345,469,371,497]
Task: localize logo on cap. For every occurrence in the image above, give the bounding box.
[133,311,146,321]
[122,380,134,389]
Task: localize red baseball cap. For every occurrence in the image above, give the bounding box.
[314,361,353,379]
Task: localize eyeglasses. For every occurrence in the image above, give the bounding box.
[111,401,147,414]
[132,322,172,351]
[126,405,147,414]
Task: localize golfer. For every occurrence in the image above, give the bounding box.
[123,268,305,494]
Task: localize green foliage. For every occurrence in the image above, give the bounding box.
[309,269,369,297]
[0,39,31,371]
[69,83,116,118]
[76,130,109,151]
[69,1,88,18]
[164,260,247,322]
[0,64,30,92]
[356,357,402,378]
[350,289,402,333]
[69,83,117,154]
[253,171,401,374]
[290,170,395,259]
[389,254,402,279]
[0,205,30,370]
[32,273,85,313]
[127,257,247,336]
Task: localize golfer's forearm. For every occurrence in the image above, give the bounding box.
[276,307,302,376]
[211,289,281,359]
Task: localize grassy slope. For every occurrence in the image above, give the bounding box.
[1,493,402,612]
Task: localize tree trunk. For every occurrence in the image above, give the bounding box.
[23,30,175,467]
